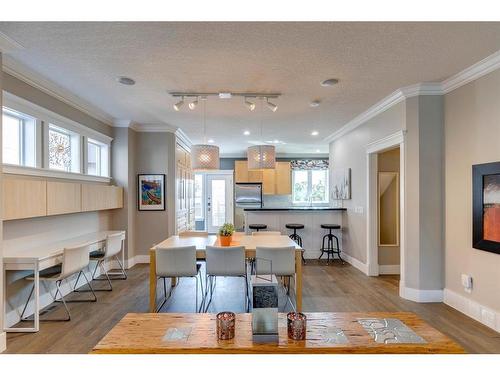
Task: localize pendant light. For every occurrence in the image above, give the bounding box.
[191,98,220,170]
[247,98,276,170]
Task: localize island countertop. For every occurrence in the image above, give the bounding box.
[243,207,347,211]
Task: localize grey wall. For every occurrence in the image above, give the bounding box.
[3,73,112,137]
[444,68,500,311]
[329,102,405,264]
[134,132,172,256]
[0,52,4,350]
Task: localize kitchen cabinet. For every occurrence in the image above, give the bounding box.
[3,176,47,220]
[234,160,291,195]
[175,143,195,233]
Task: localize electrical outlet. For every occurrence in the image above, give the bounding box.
[461,274,473,293]
[354,206,364,214]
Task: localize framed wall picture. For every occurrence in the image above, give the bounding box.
[472,161,500,254]
[331,168,351,200]
[138,174,165,211]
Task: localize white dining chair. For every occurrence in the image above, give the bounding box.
[204,245,249,312]
[155,246,203,313]
[252,231,282,236]
[80,232,126,292]
[255,246,296,311]
[21,243,97,322]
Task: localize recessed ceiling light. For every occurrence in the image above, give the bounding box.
[244,130,250,136]
[207,139,214,143]
[321,78,339,87]
[316,149,321,153]
[310,100,321,107]
[311,131,319,136]
[116,76,136,86]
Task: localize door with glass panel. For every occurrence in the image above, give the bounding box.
[206,174,234,233]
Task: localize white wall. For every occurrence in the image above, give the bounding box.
[444,69,500,317]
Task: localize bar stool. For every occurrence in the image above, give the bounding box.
[249,224,267,232]
[319,224,345,264]
[285,223,306,264]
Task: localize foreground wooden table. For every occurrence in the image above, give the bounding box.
[92,312,464,354]
[149,233,303,312]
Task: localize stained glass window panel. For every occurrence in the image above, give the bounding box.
[49,126,71,171]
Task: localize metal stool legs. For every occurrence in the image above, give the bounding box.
[319,228,344,264]
[289,229,306,264]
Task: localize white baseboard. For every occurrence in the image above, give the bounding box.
[343,253,369,275]
[399,284,443,302]
[134,255,151,264]
[444,288,500,333]
[379,264,401,275]
[0,331,6,353]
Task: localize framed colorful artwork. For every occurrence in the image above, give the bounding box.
[138,174,165,211]
[472,161,500,254]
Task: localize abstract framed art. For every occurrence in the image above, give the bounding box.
[138,174,165,211]
[472,161,500,254]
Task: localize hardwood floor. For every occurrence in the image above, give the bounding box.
[4,261,500,353]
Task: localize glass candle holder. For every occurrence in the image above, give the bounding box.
[287,312,307,340]
[216,311,236,340]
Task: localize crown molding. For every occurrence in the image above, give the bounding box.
[325,49,500,144]
[2,55,114,126]
[0,31,24,53]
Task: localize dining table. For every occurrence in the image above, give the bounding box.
[149,232,303,313]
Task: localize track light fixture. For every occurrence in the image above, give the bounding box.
[245,98,256,111]
[173,97,185,111]
[188,97,199,110]
[265,98,278,112]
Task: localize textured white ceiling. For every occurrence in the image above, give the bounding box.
[1,22,499,155]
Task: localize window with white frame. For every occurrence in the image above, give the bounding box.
[87,138,109,177]
[292,169,329,204]
[2,108,36,167]
[48,124,81,173]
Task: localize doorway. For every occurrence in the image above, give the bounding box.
[194,171,234,234]
[366,130,406,297]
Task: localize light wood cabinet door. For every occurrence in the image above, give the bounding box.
[47,181,81,215]
[234,160,249,182]
[262,169,276,195]
[3,176,47,220]
[275,162,292,195]
[82,184,123,212]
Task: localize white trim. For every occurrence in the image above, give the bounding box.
[0,331,6,353]
[366,130,406,154]
[0,31,24,53]
[136,123,177,133]
[175,129,193,148]
[378,264,401,275]
[444,288,500,333]
[399,284,443,303]
[3,92,113,144]
[343,253,369,275]
[3,164,111,183]
[134,255,151,264]
[442,50,500,93]
[324,50,500,143]
[2,56,114,126]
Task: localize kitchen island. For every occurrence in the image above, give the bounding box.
[244,207,346,259]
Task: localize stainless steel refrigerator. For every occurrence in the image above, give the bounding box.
[234,183,263,232]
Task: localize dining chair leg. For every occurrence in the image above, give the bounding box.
[20,284,35,321]
[156,277,173,313]
[90,260,113,291]
[195,276,199,313]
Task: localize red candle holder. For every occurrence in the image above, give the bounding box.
[216,311,235,340]
[287,312,307,340]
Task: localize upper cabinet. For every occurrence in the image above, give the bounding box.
[234,160,291,195]
[2,175,123,221]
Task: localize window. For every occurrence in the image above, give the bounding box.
[194,173,204,220]
[48,124,81,173]
[2,108,36,167]
[87,138,109,177]
[292,169,329,204]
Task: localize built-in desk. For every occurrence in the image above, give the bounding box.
[3,230,126,333]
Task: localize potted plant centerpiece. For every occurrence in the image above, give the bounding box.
[218,223,235,246]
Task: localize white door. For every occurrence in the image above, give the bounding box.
[206,174,234,233]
